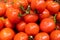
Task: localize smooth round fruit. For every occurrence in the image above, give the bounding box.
[14,32,28,40]
[40,18,55,33]
[34,32,50,40]
[50,30,60,40]
[16,21,26,32]
[0,28,15,40]
[25,23,39,36]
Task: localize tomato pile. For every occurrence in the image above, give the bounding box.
[0,0,60,40]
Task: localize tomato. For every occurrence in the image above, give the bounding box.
[14,32,28,40]
[50,30,60,40]
[40,18,55,33]
[34,32,49,40]
[16,21,26,32]
[0,19,4,30]
[31,0,46,13]
[24,14,38,23]
[46,0,53,1]
[46,1,59,14]
[4,18,14,29]
[28,0,32,3]
[0,28,15,40]
[56,12,60,22]
[0,2,6,16]
[6,7,21,24]
[39,9,50,20]
[25,23,39,36]
[13,0,28,9]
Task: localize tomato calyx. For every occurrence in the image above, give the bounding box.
[54,14,57,23]
[28,36,34,40]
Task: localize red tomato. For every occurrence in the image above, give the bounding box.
[0,2,6,16]
[0,19,4,30]
[16,21,26,32]
[46,1,59,13]
[39,9,50,20]
[25,23,39,36]
[14,32,28,40]
[50,30,60,40]
[0,28,15,40]
[13,0,28,9]
[4,18,14,29]
[6,8,21,24]
[40,18,55,33]
[24,14,38,23]
[28,0,32,3]
[34,32,50,40]
[31,0,46,13]
[56,12,60,22]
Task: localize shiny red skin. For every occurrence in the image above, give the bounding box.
[16,21,26,32]
[50,30,60,40]
[25,23,39,36]
[40,18,55,33]
[34,32,50,40]
[14,32,28,40]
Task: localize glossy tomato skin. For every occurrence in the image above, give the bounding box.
[0,19,4,30]
[16,21,26,32]
[40,18,55,33]
[0,28,15,40]
[50,30,60,40]
[14,32,28,40]
[13,0,28,9]
[39,9,50,20]
[6,8,21,24]
[56,12,60,22]
[24,14,38,23]
[0,2,6,16]
[25,23,39,36]
[4,18,14,29]
[34,32,50,40]
[46,1,59,14]
[31,0,46,12]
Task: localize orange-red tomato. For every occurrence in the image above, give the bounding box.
[0,19,4,30]
[46,1,59,14]
[24,14,38,23]
[14,32,28,40]
[4,18,14,29]
[25,23,39,36]
[0,2,6,16]
[40,18,55,33]
[16,21,26,32]
[50,30,60,40]
[0,28,15,40]
[6,7,21,24]
[34,32,50,40]
[39,9,50,20]
[56,12,60,22]
[13,0,28,9]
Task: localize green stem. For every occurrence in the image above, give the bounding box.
[54,14,57,23]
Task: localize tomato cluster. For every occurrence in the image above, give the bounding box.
[0,0,60,40]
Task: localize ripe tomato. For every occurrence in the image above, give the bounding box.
[4,18,14,29]
[46,1,59,13]
[39,9,50,20]
[24,14,38,23]
[40,18,55,33]
[16,21,26,32]
[31,0,46,13]
[13,0,28,9]
[6,7,21,24]
[14,32,28,40]
[0,19,4,30]
[0,28,15,40]
[0,2,6,16]
[28,0,32,3]
[50,30,60,40]
[25,23,39,36]
[56,12,60,22]
[34,32,49,40]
